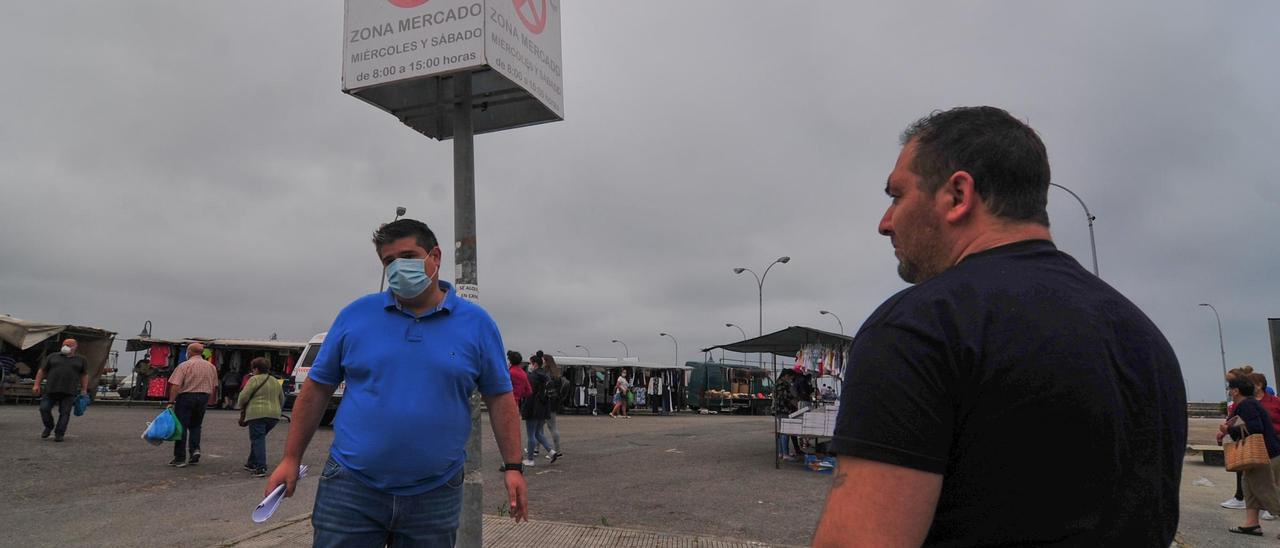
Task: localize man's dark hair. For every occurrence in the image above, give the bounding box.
[372,219,439,252]
[250,357,270,374]
[900,106,1051,226]
[507,350,522,366]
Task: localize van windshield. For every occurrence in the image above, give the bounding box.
[297,343,321,370]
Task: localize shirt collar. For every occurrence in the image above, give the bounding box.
[383,280,458,317]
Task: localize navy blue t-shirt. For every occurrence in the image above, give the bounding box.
[833,240,1187,547]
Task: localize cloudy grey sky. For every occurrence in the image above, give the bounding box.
[1,2,1276,402]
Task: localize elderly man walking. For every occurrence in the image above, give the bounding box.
[167,342,219,467]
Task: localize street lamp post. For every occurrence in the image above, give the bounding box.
[1048,183,1098,277]
[818,310,844,335]
[725,323,747,364]
[734,256,789,367]
[575,344,591,357]
[378,206,409,292]
[611,339,630,357]
[1199,303,1229,401]
[132,320,152,403]
[659,333,679,366]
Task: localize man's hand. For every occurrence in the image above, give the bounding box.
[266,457,301,498]
[504,470,529,522]
[31,385,41,396]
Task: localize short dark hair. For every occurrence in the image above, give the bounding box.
[507,350,522,366]
[250,357,270,373]
[372,219,439,253]
[901,106,1051,226]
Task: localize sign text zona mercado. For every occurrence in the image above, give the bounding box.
[343,0,564,139]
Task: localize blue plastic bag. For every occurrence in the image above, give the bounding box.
[143,408,181,444]
[73,394,91,416]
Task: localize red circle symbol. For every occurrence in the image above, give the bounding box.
[389,0,428,7]
[513,0,548,34]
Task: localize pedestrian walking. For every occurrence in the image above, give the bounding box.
[541,353,565,462]
[521,353,553,467]
[264,219,527,547]
[238,358,283,478]
[812,106,1186,547]
[609,369,631,419]
[32,338,88,442]
[507,350,531,406]
[1222,373,1280,537]
[167,342,218,467]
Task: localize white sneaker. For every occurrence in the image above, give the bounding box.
[1263,510,1276,521]
[545,451,555,461]
[521,459,535,467]
[1221,497,1247,509]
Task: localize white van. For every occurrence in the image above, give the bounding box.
[289,332,345,426]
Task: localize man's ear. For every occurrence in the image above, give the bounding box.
[940,171,978,224]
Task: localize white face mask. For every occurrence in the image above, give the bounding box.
[61,345,72,355]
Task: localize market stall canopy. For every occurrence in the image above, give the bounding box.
[550,356,692,371]
[125,336,196,352]
[701,326,852,357]
[0,314,116,351]
[125,337,306,353]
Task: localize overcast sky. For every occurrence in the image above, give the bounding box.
[1,2,1276,402]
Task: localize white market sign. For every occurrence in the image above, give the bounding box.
[343,0,563,120]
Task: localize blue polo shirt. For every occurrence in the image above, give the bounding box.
[308,280,513,495]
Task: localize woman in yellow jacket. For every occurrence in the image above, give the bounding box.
[237,357,283,477]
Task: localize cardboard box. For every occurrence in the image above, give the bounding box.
[779,419,803,435]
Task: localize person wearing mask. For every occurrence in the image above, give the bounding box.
[610,369,631,419]
[238,358,284,478]
[32,338,89,442]
[521,354,553,467]
[266,219,527,546]
[540,353,564,463]
[167,342,219,467]
[1222,374,1280,537]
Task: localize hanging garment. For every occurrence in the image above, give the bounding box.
[149,345,171,367]
[146,377,168,398]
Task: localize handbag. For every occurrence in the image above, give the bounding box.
[238,375,267,427]
[1224,421,1271,472]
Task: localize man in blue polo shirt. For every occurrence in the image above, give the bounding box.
[265,219,527,547]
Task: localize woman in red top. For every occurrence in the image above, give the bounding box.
[507,351,532,404]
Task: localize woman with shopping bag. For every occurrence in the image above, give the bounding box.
[237,358,284,478]
[1222,373,1280,537]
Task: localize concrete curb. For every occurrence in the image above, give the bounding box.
[210,513,311,548]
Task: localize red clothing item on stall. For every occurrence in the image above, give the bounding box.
[509,365,531,404]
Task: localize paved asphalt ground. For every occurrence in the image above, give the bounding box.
[0,403,830,547]
[0,402,1272,547]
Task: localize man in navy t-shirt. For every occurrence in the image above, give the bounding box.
[812,107,1187,547]
[264,219,527,547]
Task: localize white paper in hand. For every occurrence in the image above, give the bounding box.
[252,464,310,523]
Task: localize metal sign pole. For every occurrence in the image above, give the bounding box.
[453,73,484,548]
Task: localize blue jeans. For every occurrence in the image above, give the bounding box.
[245,418,278,470]
[39,393,75,435]
[312,456,463,548]
[525,419,551,459]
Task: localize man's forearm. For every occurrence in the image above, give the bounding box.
[80,374,88,394]
[483,392,523,463]
[168,383,178,402]
[282,380,335,462]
